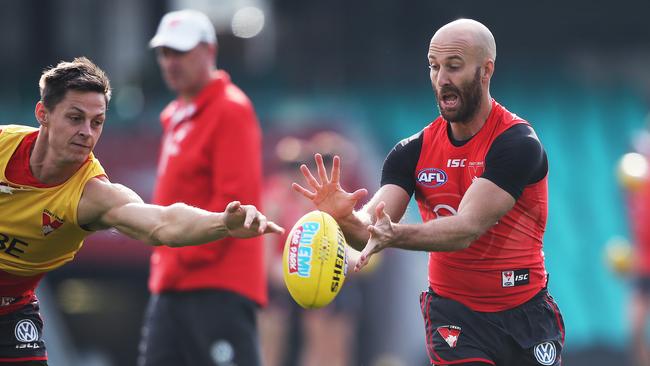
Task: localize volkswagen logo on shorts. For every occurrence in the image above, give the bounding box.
[15,319,38,343]
[210,339,234,365]
[533,341,556,365]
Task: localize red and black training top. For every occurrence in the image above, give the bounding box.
[381,100,549,312]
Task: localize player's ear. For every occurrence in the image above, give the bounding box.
[35,101,48,127]
[482,60,494,82]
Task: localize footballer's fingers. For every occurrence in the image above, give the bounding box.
[314,153,330,184]
[225,200,241,213]
[330,155,341,184]
[300,164,322,190]
[255,214,268,234]
[374,201,387,221]
[265,221,285,235]
[292,182,317,200]
[351,188,369,202]
[356,202,392,271]
[355,239,378,271]
[242,205,263,229]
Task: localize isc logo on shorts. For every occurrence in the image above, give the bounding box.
[502,269,530,287]
[416,168,448,188]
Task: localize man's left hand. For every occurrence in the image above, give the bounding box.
[355,201,395,271]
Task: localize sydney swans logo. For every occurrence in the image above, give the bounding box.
[42,210,64,236]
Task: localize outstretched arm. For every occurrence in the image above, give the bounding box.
[78,177,283,246]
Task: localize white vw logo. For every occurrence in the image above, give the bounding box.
[14,319,38,343]
[210,339,234,364]
[534,341,556,365]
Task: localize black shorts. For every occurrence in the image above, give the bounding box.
[419,288,565,366]
[138,290,260,366]
[0,301,47,365]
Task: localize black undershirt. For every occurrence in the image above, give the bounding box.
[380,123,548,200]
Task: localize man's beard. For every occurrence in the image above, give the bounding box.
[434,67,483,124]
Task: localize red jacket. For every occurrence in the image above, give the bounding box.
[149,70,266,305]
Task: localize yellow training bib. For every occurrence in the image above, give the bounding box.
[0,125,105,276]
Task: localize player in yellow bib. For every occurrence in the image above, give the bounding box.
[0,57,283,365]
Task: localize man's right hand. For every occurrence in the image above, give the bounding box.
[292,153,368,220]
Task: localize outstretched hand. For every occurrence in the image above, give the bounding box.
[355,201,395,272]
[224,201,285,238]
[292,153,368,220]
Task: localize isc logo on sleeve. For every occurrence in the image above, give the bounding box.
[416,168,448,188]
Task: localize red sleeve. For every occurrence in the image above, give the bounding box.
[207,97,262,211]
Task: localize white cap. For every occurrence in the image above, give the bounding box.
[149,9,217,52]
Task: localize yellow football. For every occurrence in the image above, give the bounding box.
[282,210,347,309]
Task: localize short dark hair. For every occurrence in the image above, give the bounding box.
[39,57,112,110]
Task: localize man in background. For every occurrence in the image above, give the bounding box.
[139,9,266,366]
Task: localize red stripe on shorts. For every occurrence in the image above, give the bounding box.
[545,295,565,344]
[421,292,438,364]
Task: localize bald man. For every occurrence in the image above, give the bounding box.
[293,19,565,366]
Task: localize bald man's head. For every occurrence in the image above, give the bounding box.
[427,19,497,124]
[432,19,496,62]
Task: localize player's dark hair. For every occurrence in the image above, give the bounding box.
[39,57,112,110]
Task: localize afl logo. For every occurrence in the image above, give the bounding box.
[417,168,448,188]
[15,319,38,343]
